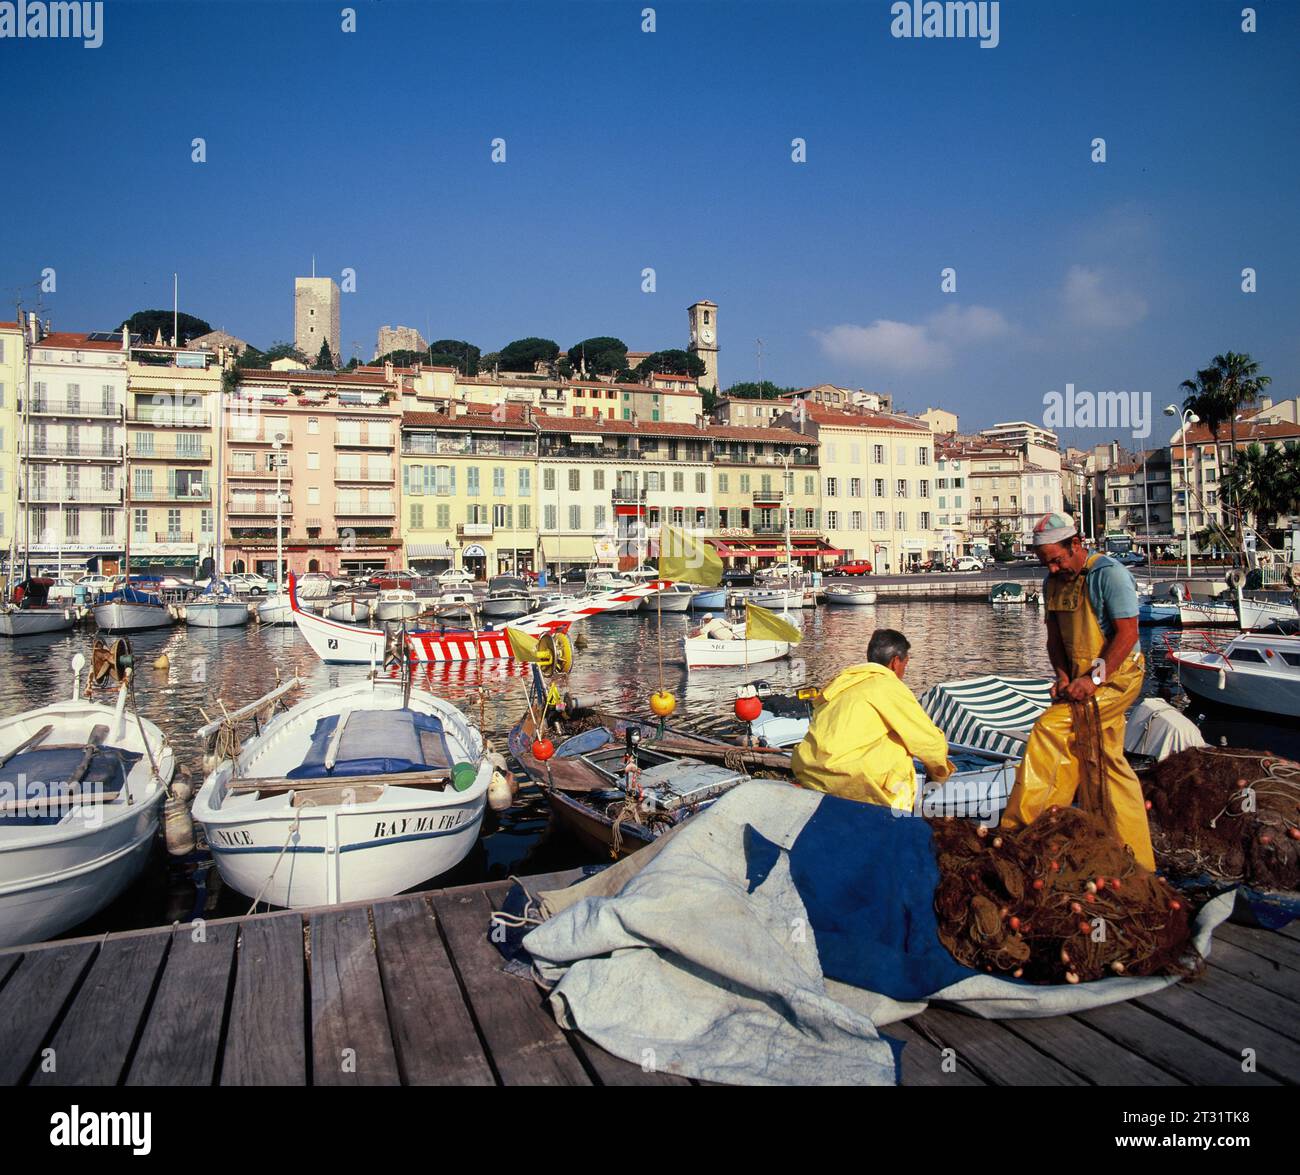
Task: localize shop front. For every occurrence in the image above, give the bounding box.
[461,543,488,580]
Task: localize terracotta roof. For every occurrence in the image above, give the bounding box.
[535,415,812,444]
[31,332,124,351]
[797,405,928,432]
[403,406,534,429]
[0,321,18,329]
[1176,419,1300,447]
[236,368,394,387]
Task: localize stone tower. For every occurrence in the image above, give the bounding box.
[295,276,341,365]
[687,300,719,392]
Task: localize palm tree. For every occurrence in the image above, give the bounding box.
[1179,366,1226,438]
[1220,441,1300,545]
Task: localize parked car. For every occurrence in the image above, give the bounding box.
[1117,551,1148,567]
[437,568,476,586]
[722,569,755,587]
[78,573,116,595]
[955,556,985,573]
[833,560,874,576]
[557,568,587,583]
[227,572,271,595]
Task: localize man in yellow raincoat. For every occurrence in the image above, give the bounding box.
[999,512,1155,869]
[792,629,953,812]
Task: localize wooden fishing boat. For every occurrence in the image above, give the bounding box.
[0,646,174,947]
[92,580,175,633]
[639,583,695,612]
[256,593,295,625]
[989,581,1027,605]
[0,605,76,637]
[192,674,490,908]
[824,585,877,606]
[684,635,791,668]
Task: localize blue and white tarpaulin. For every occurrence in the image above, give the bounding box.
[521,782,1234,1086]
[920,674,1053,757]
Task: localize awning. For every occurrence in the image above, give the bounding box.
[406,543,455,558]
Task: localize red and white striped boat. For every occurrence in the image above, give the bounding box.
[289,574,673,664]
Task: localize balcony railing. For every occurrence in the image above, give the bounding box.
[403,438,537,457]
[154,531,195,544]
[612,487,648,504]
[334,467,393,483]
[29,400,122,418]
[335,433,394,449]
[711,452,817,467]
[227,427,292,445]
[129,407,212,427]
[128,442,212,461]
[25,443,123,461]
[457,522,494,539]
[130,487,212,502]
[751,489,785,505]
[226,464,282,479]
[228,497,290,515]
[24,486,123,504]
[335,504,397,517]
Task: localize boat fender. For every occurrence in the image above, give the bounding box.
[485,749,509,772]
[488,769,514,811]
[451,761,478,792]
[164,795,196,856]
[170,775,194,804]
[1217,667,1226,691]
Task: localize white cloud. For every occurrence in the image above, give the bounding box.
[1061,265,1148,330]
[813,303,1011,372]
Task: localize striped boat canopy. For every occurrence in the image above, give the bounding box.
[920,674,1053,758]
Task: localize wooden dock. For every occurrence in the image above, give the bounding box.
[1,872,1297,1086]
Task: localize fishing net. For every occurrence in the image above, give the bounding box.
[1142,748,1300,892]
[930,807,1199,984]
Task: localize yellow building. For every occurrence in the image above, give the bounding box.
[0,320,24,561]
[400,406,539,577]
[125,343,224,572]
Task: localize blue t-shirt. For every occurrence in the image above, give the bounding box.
[1043,555,1139,640]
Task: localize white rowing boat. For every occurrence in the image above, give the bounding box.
[683,636,792,669]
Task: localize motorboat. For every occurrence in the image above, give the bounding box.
[0,646,174,947]
[191,674,491,909]
[92,579,175,633]
[689,588,727,610]
[1,578,75,637]
[728,587,802,610]
[482,576,533,621]
[639,583,695,612]
[824,585,877,607]
[1177,595,1297,630]
[1166,629,1300,718]
[582,570,642,613]
[256,594,295,626]
[374,588,420,623]
[988,581,1027,605]
[325,595,372,623]
[430,589,477,622]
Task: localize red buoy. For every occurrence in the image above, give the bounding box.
[734,695,763,723]
[532,737,555,762]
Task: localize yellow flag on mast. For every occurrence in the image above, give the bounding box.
[745,601,802,644]
[656,525,723,587]
[505,627,541,662]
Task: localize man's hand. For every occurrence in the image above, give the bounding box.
[1049,669,1070,700]
[1064,675,1097,702]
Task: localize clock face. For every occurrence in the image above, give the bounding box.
[701,328,714,344]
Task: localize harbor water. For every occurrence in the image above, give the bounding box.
[2,601,1293,937]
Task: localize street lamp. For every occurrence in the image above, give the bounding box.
[1164,405,1199,578]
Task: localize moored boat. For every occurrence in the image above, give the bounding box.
[689,588,727,610]
[989,581,1026,605]
[824,585,877,606]
[256,593,295,626]
[374,588,419,622]
[0,646,174,947]
[0,606,76,637]
[684,635,791,668]
[639,583,695,612]
[92,581,175,633]
[192,675,491,908]
[481,576,532,621]
[1166,629,1300,717]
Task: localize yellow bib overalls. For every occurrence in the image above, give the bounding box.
[999,554,1156,870]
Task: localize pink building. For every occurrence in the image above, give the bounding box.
[223,368,402,577]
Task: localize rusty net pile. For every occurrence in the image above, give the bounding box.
[930,807,1199,984]
[1143,748,1300,892]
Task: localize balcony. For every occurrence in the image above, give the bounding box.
[129,441,212,461]
[751,489,785,506]
[129,406,212,428]
[612,487,648,505]
[130,486,212,503]
[403,438,537,457]
[25,443,123,462]
[24,486,123,504]
[712,451,817,467]
[457,522,494,539]
[226,464,283,480]
[228,496,290,516]
[335,503,397,518]
[29,399,122,419]
[154,531,195,544]
[226,426,292,445]
[334,467,393,483]
[335,433,394,449]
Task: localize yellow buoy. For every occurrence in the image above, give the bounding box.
[153,653,170,670]
[649,689,677,717]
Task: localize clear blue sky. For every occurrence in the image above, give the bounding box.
[3,0,1297,446]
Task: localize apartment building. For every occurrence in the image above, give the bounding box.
[21,323,129,574]
[1101,450,1173,545]
[934,442,971,558]
[224,368,401,577]
[0,321,23,554]
[125,342,222,570]
[776,406,936,570]
[400,407,539,578]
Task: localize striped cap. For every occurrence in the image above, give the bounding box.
[1032,512,1078,546]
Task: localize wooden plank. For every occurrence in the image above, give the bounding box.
[909,1007,1087,1085]
[1278,921,1300,943]
[431,887,591,1086]
[1074,1001,1279,1086]
[1135,983,1300,1084]
[566,1031,693,1086]
[227,768,450,797]
[0,952,21,990]
[1187,966,1300,1044]
[1214,922,1300,971]
[0,943,97,1084]
[371,898,494,1086]
[309,906,400,1086]
[31,932,169,1086]
[221,915,307,1085]
[999,1013,1184,1086]
[0,722,54,768]
[128,922,237,1086]
[1206,939,1300,1002]
[888,1018,985,1087]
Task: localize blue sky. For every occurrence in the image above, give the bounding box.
[2,0,1297,446]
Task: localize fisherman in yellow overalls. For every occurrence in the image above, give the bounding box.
[999,513,1155,870]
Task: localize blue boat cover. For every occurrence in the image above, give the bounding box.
[554,727,612,758]
[0,745,141,824]
[287,709,453,778]
[744,795,978,1000]
[100,587,164,606]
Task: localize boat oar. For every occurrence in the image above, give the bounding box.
[0,723,54,770]
[67,724,112,788]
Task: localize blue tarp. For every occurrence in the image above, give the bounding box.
[286,709,452,779]
[0,745,141,824]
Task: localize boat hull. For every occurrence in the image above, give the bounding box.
[481,596,531,620]
[257,595,295,625]
[0,609,75,637]
[1175,649,1300,717]
[684,637,791,668]
[689,589,727,610]
[93,602,174,632]
[185,602,252,628]
[825,590,877,606]
[640,589,693,612]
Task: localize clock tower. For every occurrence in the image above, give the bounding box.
[687,300,719,393]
